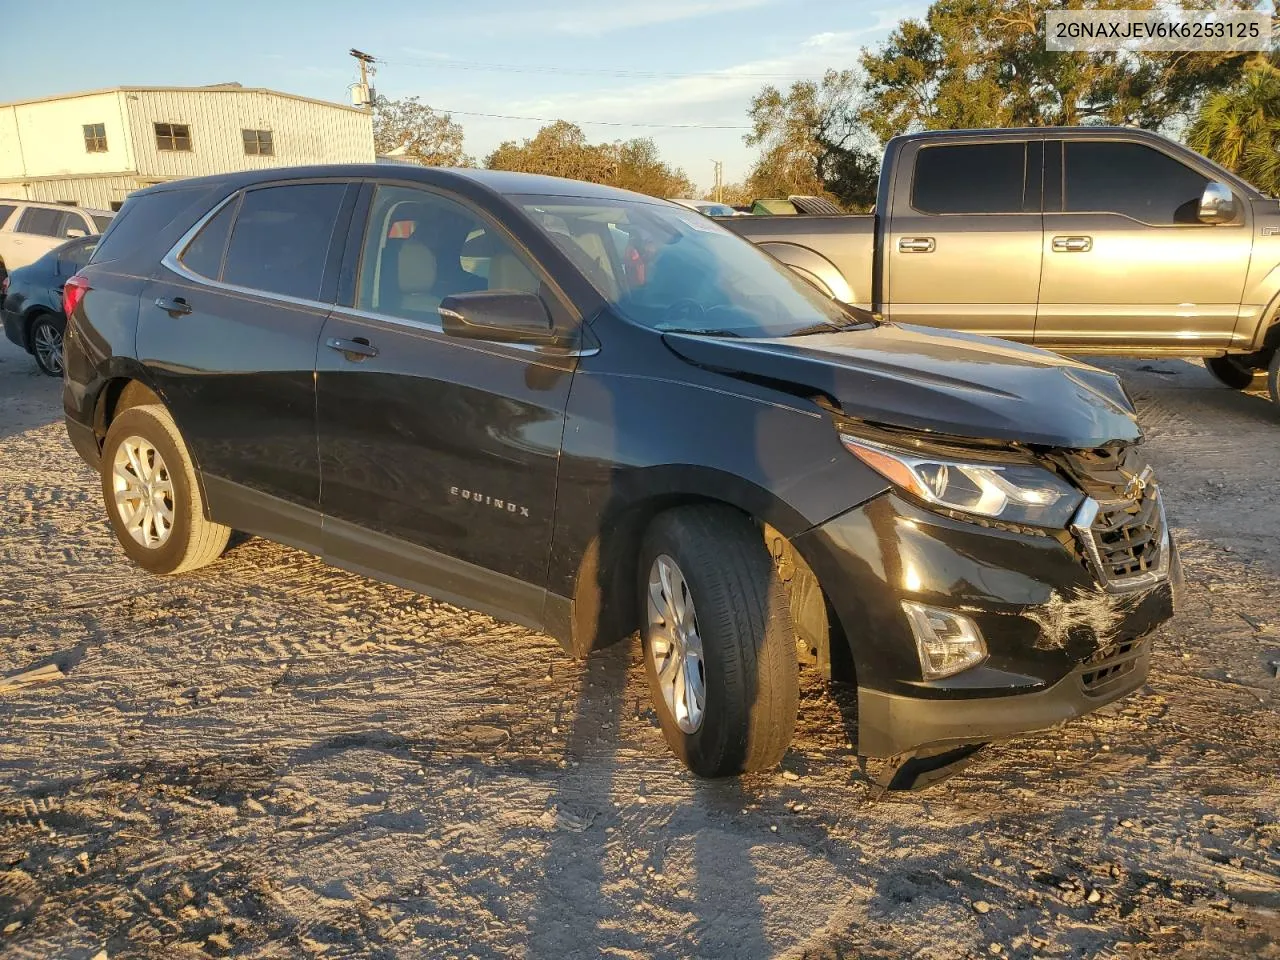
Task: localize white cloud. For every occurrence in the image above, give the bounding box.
[552,0,774,35]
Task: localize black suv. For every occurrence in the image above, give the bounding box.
[63,166,1178,783]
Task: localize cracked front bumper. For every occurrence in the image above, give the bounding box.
[793,492,1178,758]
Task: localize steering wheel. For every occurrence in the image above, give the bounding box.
[662,299,706,327]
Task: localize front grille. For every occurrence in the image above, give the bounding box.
[1054,445,1168,589]
[1080,639,1142,695]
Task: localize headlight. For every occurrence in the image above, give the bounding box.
[840,434,1083,528]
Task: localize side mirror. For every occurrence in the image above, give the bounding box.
[65,228,87,239]
[439,290,555,344]
[1198,182,1238,224]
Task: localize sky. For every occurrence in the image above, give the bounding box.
[0,0,928,193]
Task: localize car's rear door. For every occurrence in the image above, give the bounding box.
[136,180,358,548]
[883,137,1043,340]
[316,182,580,628]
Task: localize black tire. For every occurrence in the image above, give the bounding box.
[1205,355,1256,390]
[1268,349,1280,407]
[101,404,230,575]
[638,505,799,777]
[29,314,65,377]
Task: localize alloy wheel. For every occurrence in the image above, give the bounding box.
[112,436,176,548]
[33,322,63,376]
[646,554,706,734]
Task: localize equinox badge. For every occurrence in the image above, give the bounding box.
[450,486,531,517]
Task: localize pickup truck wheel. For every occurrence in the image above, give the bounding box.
[1268,350,1280,407]
[101,404,230,575]
[639,505,799,777]
[1205,355,1256,390]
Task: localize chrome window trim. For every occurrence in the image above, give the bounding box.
[161,190,337,314]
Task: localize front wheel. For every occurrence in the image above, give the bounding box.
[639,505,799,777]
[101,403,231,575]
[1205,355,1256,390]
[30,315,65,377]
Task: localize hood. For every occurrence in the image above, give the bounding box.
[663,322,1141,449]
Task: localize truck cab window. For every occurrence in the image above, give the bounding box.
[912,142,1027,214]
[1064,141,1210,225]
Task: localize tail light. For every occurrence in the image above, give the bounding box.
[63,273,90,317]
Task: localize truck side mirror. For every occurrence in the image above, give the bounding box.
[1198,182,1237,224]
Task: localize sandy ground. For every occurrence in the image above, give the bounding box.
[0,335,1278,960]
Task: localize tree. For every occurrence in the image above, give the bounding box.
[744,70,880,211]
[858,0,1258,142]
[485,121,692,198]
[1189,57,1280,196]
[372,96,472,167]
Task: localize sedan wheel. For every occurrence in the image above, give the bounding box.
[30,317,65,377]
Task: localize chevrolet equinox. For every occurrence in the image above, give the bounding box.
[62,167,1179,782]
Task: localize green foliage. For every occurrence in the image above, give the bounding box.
[1189,57,1280,196]
[858,0,1257,140]
[372,96,472,167]
[744,70,879,212]
[484,121,693,198]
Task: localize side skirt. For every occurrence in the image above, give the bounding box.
[203,475,567,639]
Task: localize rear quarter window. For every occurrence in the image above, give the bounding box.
[0,204,15,230]
[91,188,213,265]
[911,142,1028,214]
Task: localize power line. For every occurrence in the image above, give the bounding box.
[430,106,750,130]
[374,55,817,81]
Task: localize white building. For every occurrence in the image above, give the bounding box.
[0,83,375,210]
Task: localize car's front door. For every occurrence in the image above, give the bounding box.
[884,139,1043,340]
[136,181,357,545]
[316,183,578,626]
[1035,139,1253,351]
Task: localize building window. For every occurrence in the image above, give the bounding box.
[155,122,192,151]
[83,123,108,153]
[242,129,274,156]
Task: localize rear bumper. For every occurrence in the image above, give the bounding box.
[65,416,100,469]
[2,307,24,350]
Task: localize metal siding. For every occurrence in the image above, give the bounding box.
[0,92,132,179]
[126,90,374,179]
[9,176,142,209]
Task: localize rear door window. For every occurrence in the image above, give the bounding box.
[178,198,238,280]
[221,183,346,300]
[16,207,65,237]
[912,142,1028,214]
[1063,141,1210,225]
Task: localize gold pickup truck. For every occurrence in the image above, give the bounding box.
[723,127,1280,397]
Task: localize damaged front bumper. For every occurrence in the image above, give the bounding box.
[793,491,1179,762]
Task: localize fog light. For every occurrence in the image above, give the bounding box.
[901,601,988,680]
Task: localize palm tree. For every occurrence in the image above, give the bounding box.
[1189,57,1280,197]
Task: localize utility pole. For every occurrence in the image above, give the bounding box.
[710,160,723,203]
[349,49,376,109]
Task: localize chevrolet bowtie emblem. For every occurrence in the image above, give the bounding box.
[1120,465,1154,500]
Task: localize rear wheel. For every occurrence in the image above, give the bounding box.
[639,505,798,777]
[29,315,65,377]
[1205,355,1255,390]
[100,403,230,575]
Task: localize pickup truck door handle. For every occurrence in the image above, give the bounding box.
[1052,236,1093,252]
[154,296,192,317]
[326,336,378,361]
[898,237,936,253]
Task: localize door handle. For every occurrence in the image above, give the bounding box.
[154,296,192,317]
[898,237,936,253]
[326,336,378,361]
[1052,236,1093,252]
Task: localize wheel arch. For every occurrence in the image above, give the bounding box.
[562,482,849,680]
[20,305,57,351]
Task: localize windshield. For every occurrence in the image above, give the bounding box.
[518,195,867,338]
